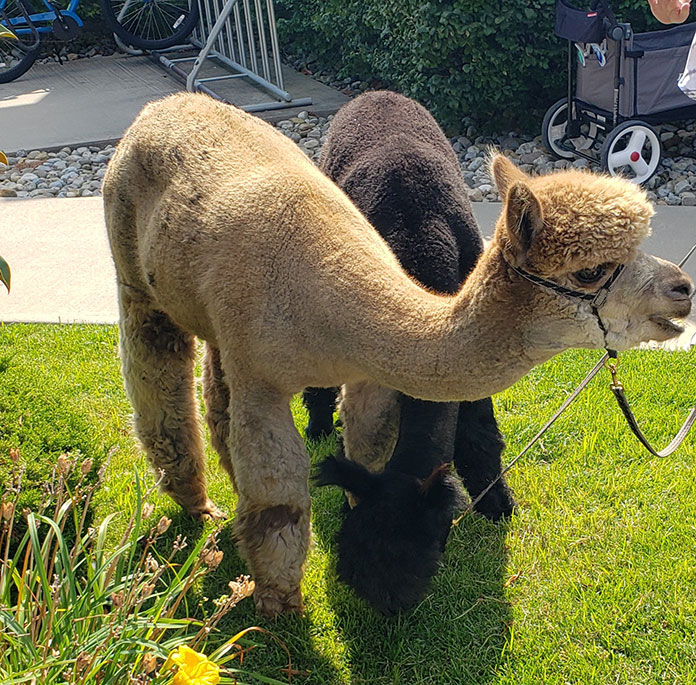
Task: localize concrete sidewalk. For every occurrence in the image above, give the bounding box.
[1,198,694,335]
[0,53,349,153]
[0,196,117,323]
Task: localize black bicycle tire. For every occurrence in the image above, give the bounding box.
[0,42,39,82]
[0,0,41,83]
[99,0,199,50]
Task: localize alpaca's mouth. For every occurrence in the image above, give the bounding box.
[649,315,685,335]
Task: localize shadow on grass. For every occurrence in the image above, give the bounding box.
[310,483,512,685]
[147,428,511,684]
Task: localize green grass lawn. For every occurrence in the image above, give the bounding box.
[2,323,696,684]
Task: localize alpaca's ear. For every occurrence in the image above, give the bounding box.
[490,153,528,196]
[504,181,544,266]
[420,464,461,509]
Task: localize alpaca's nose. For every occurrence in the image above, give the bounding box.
[666,274,694,301]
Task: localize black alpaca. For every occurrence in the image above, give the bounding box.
[307,91,515,613]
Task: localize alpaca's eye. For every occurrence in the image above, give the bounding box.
[574,265,606,285]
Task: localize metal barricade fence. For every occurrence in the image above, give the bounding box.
[149,0,312,112]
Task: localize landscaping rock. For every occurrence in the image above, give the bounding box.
[6,63,696,205]
[675,179,691,194]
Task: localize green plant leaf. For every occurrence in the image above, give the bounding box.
[0,23,17,40]
[0,255,10,293]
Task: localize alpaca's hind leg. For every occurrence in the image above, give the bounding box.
[453,399,515,521]
[202,344,236,489]
[227,381,311,617]
[302,387,338,440]
[118,286,222,519]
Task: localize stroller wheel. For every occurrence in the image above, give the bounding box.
[542,98,599,160]
[542,99,576,159]
[601,121,661,185]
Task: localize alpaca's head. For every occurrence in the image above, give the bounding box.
[315,454,461,615]
[489,155,693,352]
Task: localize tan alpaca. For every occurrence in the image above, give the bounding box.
[103,92,693,617]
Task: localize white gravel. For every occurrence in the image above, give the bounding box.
[1,145,112,199]
[4,111,696,205]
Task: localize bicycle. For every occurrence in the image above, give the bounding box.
[0,0,199,83]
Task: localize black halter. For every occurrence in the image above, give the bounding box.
[508,262,626,357]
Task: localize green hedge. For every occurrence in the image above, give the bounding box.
[276,0,667,132]
[79,0,103,21]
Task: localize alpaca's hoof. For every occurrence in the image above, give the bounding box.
[473,483,515,522]
[254,585,304,618]
[191,499,227,521]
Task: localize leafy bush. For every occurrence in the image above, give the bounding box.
[0,457,287,685]
[276,0,669,131]
[80,0,104,22]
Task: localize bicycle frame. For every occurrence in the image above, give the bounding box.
[0,0,82,37]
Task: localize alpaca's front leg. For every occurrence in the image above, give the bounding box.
[227,382,311,617]
[339,381,401,472]
[388,397,459,478]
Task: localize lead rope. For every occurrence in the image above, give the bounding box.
[467,243,696,512]
[466,353,609,512]
[605,358,696,458]
[604,242,696,458]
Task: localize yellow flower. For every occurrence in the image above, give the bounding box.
[162,645,221,685]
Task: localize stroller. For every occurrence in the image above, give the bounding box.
[542,0,696,184]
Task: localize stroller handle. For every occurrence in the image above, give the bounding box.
[590,0,632,40]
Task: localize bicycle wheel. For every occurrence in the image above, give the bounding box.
[0,0,41,83]
[100,0,199,50]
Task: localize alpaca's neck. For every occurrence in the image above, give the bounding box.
[341,242,563,402]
